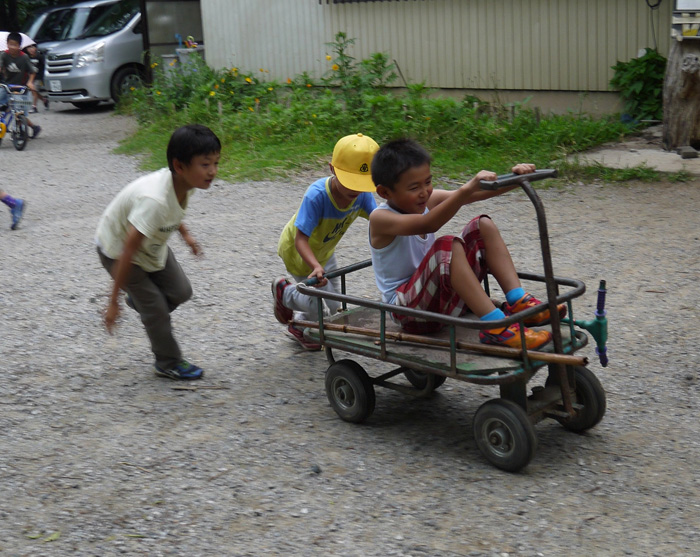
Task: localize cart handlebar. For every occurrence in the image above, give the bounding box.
[479,168,558,190]
[302,259,373,287]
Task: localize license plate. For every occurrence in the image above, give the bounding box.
[50,80,62,92]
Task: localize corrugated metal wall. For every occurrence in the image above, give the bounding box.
[201,0,672,92]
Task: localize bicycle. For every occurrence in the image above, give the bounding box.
[0,84,31,151]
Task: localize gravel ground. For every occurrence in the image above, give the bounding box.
[1,104,699,556]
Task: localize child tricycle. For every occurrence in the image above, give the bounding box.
[294,169,609,472]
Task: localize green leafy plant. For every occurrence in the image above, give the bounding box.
[322,32,398,111]
[118,33,638,182]
[610,48,667,121]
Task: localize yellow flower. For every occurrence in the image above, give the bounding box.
[209,91,216,96]
[259,68,265,72]
[312,114,317,118]
[286,78,292,84]
[326,55,332,61]
[230,91,234,95]
[150,62,158,68]
[214,84,219,89]
[130,86,135,91]
[268,87,273,91]
[221,78,225,83]
[306,83,312,88]
[232,67,238,72]
[255,98,260,104]
[248,106,254,112]
[245,77,252,84]
[156,91,161,95]
[169,60,176,66]
[332,64,339,71]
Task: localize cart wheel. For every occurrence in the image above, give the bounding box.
[325,359,375,423]
[402,368,446,391]
[547,366,606,432]
[473,399,537,472]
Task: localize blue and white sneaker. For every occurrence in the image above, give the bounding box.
[10,199,25,230]
[154,359,204,380]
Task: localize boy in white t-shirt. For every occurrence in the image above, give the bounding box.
[95,124,221,380]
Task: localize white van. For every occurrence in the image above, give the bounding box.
[45,0,143,109]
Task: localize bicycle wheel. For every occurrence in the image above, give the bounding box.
[12,113,28,151]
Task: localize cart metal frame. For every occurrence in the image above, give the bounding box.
[294,169,608,471]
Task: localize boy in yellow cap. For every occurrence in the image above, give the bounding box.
[273,133,379,350]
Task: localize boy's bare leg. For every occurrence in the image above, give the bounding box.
[478,216,521,294]
[449,238,496,317]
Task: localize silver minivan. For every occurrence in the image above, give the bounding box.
[45,0,143,108]
[26,0,120,56]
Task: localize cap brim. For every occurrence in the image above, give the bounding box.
[334,167,376,192]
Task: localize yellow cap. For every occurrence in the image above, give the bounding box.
[331,133,379,192]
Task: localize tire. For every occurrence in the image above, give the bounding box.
[402,368,446,392]
[110,66,143,102]
[12,114,28,151]
[547,366,606,432]
[325,359,375,423]
[473,399,537,472]
[72,101,101,110]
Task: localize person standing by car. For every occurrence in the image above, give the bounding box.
[23,43,49,113]
[0,32,41,137]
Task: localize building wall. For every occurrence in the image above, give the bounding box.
[201,0,671,95]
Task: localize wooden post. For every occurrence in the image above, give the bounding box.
[662,40,700,151]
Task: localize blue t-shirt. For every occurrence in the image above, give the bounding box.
[278,177,377,276]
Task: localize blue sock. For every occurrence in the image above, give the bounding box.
[506,287,526,306]
[1,195,17,209]
[480,308,506,321]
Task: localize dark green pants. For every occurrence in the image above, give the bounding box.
[98,247,192,370]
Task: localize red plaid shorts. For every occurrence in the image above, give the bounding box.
[394,215,489,333]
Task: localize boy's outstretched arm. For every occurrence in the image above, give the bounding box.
[372,169,497,240]
[104,225,144,334]
[294,230,328,286]
[179,223,201,256]
[432,163,536,207]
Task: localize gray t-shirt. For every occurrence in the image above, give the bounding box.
[0,51,36,85]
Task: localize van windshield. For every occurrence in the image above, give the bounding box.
[25,4,116,43]
[30,8,78,42]
[79,0,140,39]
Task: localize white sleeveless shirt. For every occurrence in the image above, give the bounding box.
[369,203,435,304]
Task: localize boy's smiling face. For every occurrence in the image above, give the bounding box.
[377,162,433,214]
[174,152,220,190]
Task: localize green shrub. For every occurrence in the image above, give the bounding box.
[610,48,667,121]
[119,32,636,182]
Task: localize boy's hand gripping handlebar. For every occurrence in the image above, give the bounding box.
[479,168,558,190]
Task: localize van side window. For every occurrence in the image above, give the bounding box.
[35,9,74,42]
[86,5,113,28]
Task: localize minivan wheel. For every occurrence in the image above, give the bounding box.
[111,66,143,102]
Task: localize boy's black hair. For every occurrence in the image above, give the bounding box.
[371,138,432,190]
[167,124,221,171]
[7,32,22,46]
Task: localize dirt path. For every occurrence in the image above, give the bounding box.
[1,105,698,556]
